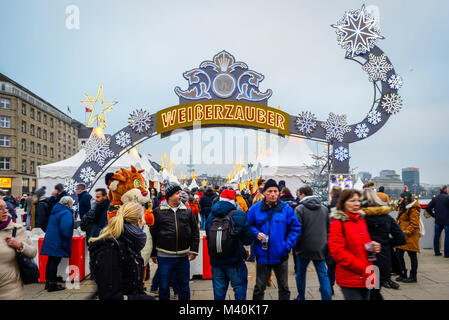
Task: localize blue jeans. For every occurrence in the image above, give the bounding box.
[434,224,449,257]
[295,257,332,300]
[150,267,178,294]
[211,261,248,300]
[200,213,206,230]
[157,256,190,300]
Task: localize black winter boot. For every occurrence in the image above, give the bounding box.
[395,270,407,282]
[46,281,65,292]
[403,270,417,283]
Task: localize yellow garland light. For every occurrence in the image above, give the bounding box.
[81,85,116,129]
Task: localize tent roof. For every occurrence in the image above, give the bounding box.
[258,136,315,168]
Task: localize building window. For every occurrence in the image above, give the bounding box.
[30,141,34,153]
[37,112,41,122]
[30,161,35,174]
[22,103,26,115]
[43,145,47,156]
[68,146,71,154]
[0,157,10,170]
[58,143,61,152]
[22,178,29,194]
[63,133,66,142]
[21,139,26,151]
[22,160,26,172]
[0,116,10,128]
[37,127,41,139]
[30,124,34,136]
[50,132,54,142]
[37,144,41,155]
[0,98,10,109]
[73,137,76,146]
[50,118,54,128]
[43,114,47,124]
[63,145,66,153]
[30,108,34,119]
[31,179,36,192]
[0,135,10,147]
[50,148,54,158]
[1,84,5,91]
[22,121,26,133]
[43,130,47,140]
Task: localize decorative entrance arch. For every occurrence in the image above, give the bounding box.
[64,5,403,197]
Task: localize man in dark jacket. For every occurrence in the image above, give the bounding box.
[425,185,449,257]
[205,189,254,300]
[150,180,200,301]
[47,183,69,214]
[199,187,218,230]
[35,187,50,232]
[247,179,301,300]
[294,185,332,300]
[75,183,92,220]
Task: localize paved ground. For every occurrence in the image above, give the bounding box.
[23,248,449,300]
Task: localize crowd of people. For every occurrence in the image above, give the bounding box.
[1,179,449,301]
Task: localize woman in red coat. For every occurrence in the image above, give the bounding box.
[328,189,381,300]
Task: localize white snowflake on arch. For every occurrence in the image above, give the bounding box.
[331,5,384,57]
[362,53,393,82]
[85,134,115,167]
[334,146,349,162]
[115,131,131,148]
[129,109,152,134]
[367,110,382,125]
[80,166,96,184]
[388,74,403,90]
[381,93,402,114]
[64,178,77,195]
[321,113,351,142]
[296,111,317,135]
[354,123,370,139]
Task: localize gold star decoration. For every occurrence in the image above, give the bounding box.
[191,170,197,181]
[81,85,117,129]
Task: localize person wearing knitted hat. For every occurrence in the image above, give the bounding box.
[247,178,301,300]
[205,188,254,300]
[150,180,199,300]
[394,191,421,283]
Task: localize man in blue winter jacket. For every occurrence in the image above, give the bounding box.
[206,189,254,300]
[247,179,301,300]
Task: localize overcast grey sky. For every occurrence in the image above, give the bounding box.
[1,0,448,184]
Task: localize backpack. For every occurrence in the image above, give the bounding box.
[80,207,95,234]
[207,210,238,258]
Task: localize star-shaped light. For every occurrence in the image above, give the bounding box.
[81,85,117,129]
[332,5,384,57]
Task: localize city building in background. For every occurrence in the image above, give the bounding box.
[373,171,404,199]
[380,169,396,177]
[357,171,372,182]
[0,73,86,196]
[402,167,420,195]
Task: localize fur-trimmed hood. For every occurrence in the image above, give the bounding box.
[330,208,366,221]
[362,205,391,216]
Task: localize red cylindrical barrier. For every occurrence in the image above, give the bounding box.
[202,235,212,279]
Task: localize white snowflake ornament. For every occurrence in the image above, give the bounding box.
[64,178,77,195]
[115,131,131,148]
[321,113,351,142]
[381,93,402,114]
[362,53,393,82]
[80,166,96,184]
[354,123,370,139]
[129,109,152,134]
[334,146,349,162]
[85,134,115,166]
[296,111,317,135]
[388,74,403,90]
[367,110,382,125]
[332,5,384,57]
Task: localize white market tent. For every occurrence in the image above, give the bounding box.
[37,148,156,197]
[353,177,364,191]
[188,179,199,190]
[233,136,316,193]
